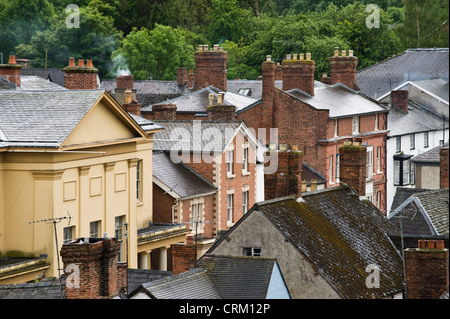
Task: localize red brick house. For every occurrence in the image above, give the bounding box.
[237,51,389,212]
[151,107,263,255]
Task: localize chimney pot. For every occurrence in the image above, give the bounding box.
[293,54,298,60]
[266,55,272,62]
[8,55,17,64]
[78,59,84,67]
[125,89,132,104]
[217,92,224,104]
[341,50,346,57]
[299,53,304,60]
[286,54,291,60]
[334,48,339,57]
[214,44,219,51]
[199,45,204,51]
[208,93,214,106]
[436,240,445,249]
[349,50,354,57]
[68,57,75,67]
[204,44,209,50]
[427,240,436,249]
[418,239,427,249]
[306,53,311,60]
[86,59,94,68]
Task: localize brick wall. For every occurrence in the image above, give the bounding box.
[339,140,367,196]
[329,50,358,90]
[405,240,449,299]
[281,56,315,95]
[63,58,98,90]
[194,45,227,91]
[153,184,177,223]
[0,55,22,87]
[171,234,196,274]
[440,147,449,189]
[391,90,409,113]
[60,238,122,299]
[264,147,303,200]
[152,104,177,120]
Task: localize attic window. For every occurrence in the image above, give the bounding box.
[243,247,262,257]
[238,88,252,96]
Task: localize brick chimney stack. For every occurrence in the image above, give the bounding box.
[206,92,236,121]
[171,233,196,275]
[0,54,22,87]
[177,67,188,86]
[405,240,449,299]
[115,75,136,106]
[60,238,126,299]
[260,55,276,129]
[329,49,358,90]
[122,89,142,117]
[63,57,99,90]
[339,139,367,197]
[282,53,315,95]
[152,103,177,120]
[264,144,303,200]
[391,90,409,114]
[194,44,228,91]
[440,147,449,188]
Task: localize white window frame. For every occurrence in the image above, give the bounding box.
[115,215,126,262]
[334,119,338,137]
[352,116,359,135]
[190,200,203,234]
[375,113,379,131]
[137,160,142,202]
[243,247,262,257]
[376,146,382,174]
[396,137,401,152]
[226,147,234,177]
[329,155,334,185]
[90,220,101,238]
[242,189,249,215]
[366,147,373,181]
[242,144,249,174]
[64,226,75,244]
[394,160,400,185]
[424,131,429,148]
[410,134,415,150]
[227,192,234,223]
[336,153,340,182]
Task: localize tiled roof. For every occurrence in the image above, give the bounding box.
[0,77,16,89]
[412,142,449,163]
[20,68,65,87]
[100,79,185,96]
[388,188,449,236]
[141,86,258,114]
[302,163,327,185]
[153,151,217,199]
[0,90,104,148]
[356,48,449,100]
[127,268,171,293]
[388,102,449,137]
[19,76,67,91]
[137,268,223,299]
[390,187,432,212]
[0,278,64,299]
[198,255,279,299]
[287,83,387,118]
[249,186,403,298]
[152,120,243,152]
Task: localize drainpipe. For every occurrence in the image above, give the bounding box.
[172,199,179,224]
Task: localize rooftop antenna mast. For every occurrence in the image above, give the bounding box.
[28,211,72,279]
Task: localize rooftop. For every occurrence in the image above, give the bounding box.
[412,142,449,163]
[356,48,449,100]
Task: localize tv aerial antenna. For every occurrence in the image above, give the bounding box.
[28,211,72,279]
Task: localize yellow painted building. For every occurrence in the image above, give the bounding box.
[0,89,188,284]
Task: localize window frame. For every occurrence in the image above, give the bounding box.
[352,116,360,135]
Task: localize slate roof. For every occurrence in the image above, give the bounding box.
[286,83,387,118]
[226,79,281,99]
[127,269,171,293]
[356,48,449,100]
[20,68,65,87]
[152,120,244,153]
[153,151,217,199]
[302,163,327,186]
[388,188,449,237]
[128,113,163,132]
[0,90,104,148]
[0,278,64,299]
[215,185,403,299]
[197,255,281,299]
[410,79,449,102]
[130,255,286,299]
[100,79,185,96]
[19,76,67,91]
[390,187,433,212]
[387,101,449,137]
[141,86,258,114]
[412,142,449,163]
[0,76,16,89]
[135,267,223,299]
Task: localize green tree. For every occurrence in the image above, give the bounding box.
[113,24,194,80]
[15,1,122,78]
[395,0,449,49]
[0,0,55,56]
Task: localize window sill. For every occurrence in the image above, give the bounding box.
[227,174,235,179]
[137,201,144,207]
[242,170,250,176]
